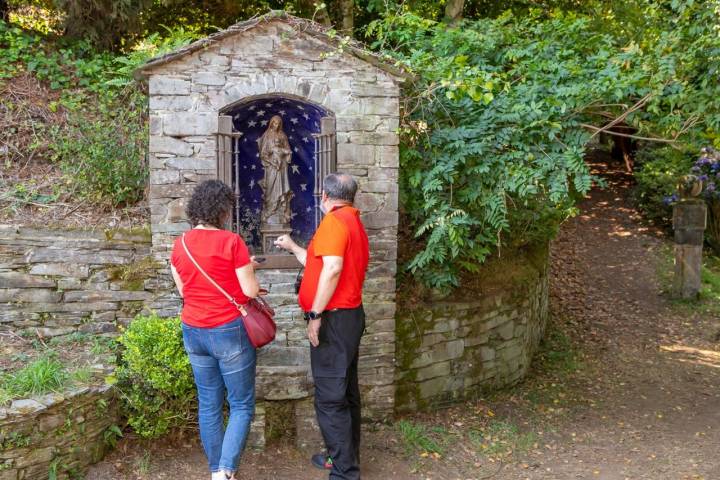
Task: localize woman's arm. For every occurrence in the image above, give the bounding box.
[170,264,184,298]
[236,264,260,299]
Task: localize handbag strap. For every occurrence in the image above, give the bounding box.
[181,233,247,315]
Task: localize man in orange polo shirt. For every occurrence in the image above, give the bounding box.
[274,173,368,480]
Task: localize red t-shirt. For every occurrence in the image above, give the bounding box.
[298,206,369,312]
[170,229,251,328]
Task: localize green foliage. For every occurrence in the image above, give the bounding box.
[47,98,148,207]
[633,146,695,226]
[41,27,197,206]
[371,12,607,289]
[52,0,153,49]
[697,256,720,318]
[1,19,197,207]
[396,419,445,455]
[0,431,31,450]
[371,1,719,290]
[115,313,195,439]
[103,424,124,448]
[0,20,115,87]
[468,420,537,456]
[0,355,68,401]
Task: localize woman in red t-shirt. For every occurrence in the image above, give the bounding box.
[170,180,260,480]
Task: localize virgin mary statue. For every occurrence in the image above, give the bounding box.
[257,115,293,227]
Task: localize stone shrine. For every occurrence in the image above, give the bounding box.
[136,10,404,441]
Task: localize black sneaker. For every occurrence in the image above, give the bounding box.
[311,453,333,470]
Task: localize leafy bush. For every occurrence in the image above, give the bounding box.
[1,19,199,207]
[634,146,695,226]
[0,20,115,88]
[48,97,148,207]
[371,12,615,290]
[115,313,195,439]
[371,0,719,290]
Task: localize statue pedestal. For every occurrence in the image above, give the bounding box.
[672,200,707,299]
[261,224,293,255]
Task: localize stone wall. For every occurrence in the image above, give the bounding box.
[395,245,550,412]
[142,15,402,419]
[0,385,118,480]
[0,226,160,336]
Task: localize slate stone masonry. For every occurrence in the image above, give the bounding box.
[0,385,118,480]
[0,226,156,336]
[395,246,550,412]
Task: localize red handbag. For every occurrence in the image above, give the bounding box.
[181,234,277,348]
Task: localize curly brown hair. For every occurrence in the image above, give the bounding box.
[186,180,234,228]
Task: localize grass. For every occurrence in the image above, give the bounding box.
[0,355,68,402]
[44,331,115,356]
[535,325,582,375]
[659,244,720,316]
[700,255,720,307]
[134,451,152,476]
[468,420,538,457]
[71,366,93,384]
[91,336,116,355]
[47,331,91,346]
[265,400,296,444]
[516,317,588,412]
[0,348,101,404]
[396,419,446,456]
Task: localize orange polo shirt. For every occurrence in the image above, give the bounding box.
[298,206,369,312]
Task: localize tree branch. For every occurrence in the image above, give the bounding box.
[586,93,652,139]
[580,123,679,144]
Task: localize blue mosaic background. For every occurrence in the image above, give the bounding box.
[229,97,328,250]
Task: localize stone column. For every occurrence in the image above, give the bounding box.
[672,199,707,299]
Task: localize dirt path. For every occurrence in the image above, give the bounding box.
[88,158,720,480]
[491,158,720,480]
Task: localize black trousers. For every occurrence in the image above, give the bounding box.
[311,306,365,480]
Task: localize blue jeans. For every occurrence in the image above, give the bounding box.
[182,318,256,473]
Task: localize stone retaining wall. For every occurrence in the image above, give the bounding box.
[395,245,550,412]
[0,385,118,480]
[0,226,159,336]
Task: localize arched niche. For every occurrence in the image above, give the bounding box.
[217,94,336,268]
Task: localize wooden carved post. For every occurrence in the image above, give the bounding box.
[672,177,707,299]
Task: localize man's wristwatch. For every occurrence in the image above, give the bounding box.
[304,311,322,322]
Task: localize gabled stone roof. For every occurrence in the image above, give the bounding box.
[135,10,408,81]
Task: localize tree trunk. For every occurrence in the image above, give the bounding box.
[0,0,8,21]
[303,0,331,26]
[445,0,464,24]
[339,0,354,36]
[316,7,332,27]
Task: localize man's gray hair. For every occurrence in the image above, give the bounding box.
[323,173,358,203]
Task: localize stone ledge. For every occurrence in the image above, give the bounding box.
[0,384,118,480]
[395,246,549,412]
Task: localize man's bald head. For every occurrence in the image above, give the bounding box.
[323,173,358,203]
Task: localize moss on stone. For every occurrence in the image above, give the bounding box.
[395,308,437,412]
[103,225,152,242]
[119,301,143,317]
[0,431,31,450]
[264,400,295,444]
[107,255,161,291]
[398,241,549,310]
[394,242,551,413]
